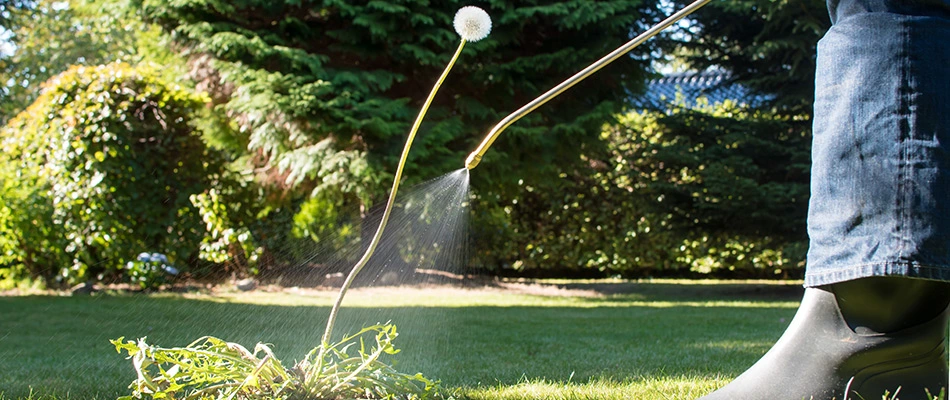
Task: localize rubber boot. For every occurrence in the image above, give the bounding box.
[698,277,950,400]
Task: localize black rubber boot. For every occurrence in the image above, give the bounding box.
[698,277,950,400]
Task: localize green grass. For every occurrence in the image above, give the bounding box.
[0,280,804,399]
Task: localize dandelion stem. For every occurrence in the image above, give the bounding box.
[318,39,469,356]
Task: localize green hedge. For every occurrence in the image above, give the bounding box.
[0,62,216,286]
[470,101,810,277]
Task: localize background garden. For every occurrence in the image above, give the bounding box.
[1,0,833,398]
[0,0,827,289]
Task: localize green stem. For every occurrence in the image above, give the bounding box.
[226,354,273,400]
[328,343,387,393]
[317,39,468,358]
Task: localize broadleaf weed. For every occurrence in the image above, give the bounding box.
[112,324,446,399]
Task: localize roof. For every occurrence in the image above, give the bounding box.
[632,71,774,110]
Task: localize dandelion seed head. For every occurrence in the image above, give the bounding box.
[454,6,491,42]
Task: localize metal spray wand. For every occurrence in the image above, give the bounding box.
[464,0,713,170]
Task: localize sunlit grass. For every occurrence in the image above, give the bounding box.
[190,278,802,309]
[0,280,803,399]
[456,376,724,400]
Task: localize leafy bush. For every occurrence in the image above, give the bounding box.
[471,101,811,277]
[611,102,810,275]
[0,159,68,288]
[0,62,217,285]
[191,188,264,276]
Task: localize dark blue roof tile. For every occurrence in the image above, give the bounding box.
[632,71,774,110]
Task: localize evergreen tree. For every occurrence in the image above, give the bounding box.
[660,0,829,114]
[133,0,662,210]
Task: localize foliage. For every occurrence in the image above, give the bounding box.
[472,100,810,276]
[0,62,216,284]
[132,0,662,223]
[0,156,68,287]
[186,164,349,277]
[113,324,444,399]
[125,252,179,290]
[191,188,264,276]
[291,194,358,253]
[615,103,810,243]
[0,0,179,124]
[0,0,831,281]
[0,1,33,27]
[467,0,831,274]
[531,0,830,275]
[658,0,829,114]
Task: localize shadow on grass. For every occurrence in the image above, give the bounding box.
[0,284,798,399]
[544,281,804,301]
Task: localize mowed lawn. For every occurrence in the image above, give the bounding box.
[0,280,803,400]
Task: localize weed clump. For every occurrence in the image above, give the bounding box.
[112,324,442,399]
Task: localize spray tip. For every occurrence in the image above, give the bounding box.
[465,153,481,170]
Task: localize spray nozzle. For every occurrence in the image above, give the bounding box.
[465,153,481,170]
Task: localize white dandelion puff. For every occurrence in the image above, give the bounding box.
[454,6,491,42]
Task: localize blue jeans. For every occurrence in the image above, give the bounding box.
[805,0,950,287]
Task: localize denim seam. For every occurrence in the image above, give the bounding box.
[805,261,950,287]
[807,260,950,271]
[896,17,911,262]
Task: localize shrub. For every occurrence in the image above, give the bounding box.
[190,188,264,276]
[614,102,811,274]
[0,62,216,285]
[471,101,810,277]
[0,159,67,288]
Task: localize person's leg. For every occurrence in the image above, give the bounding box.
[699,0,950,398]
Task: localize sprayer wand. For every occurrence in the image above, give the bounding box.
[464,0,713,170]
